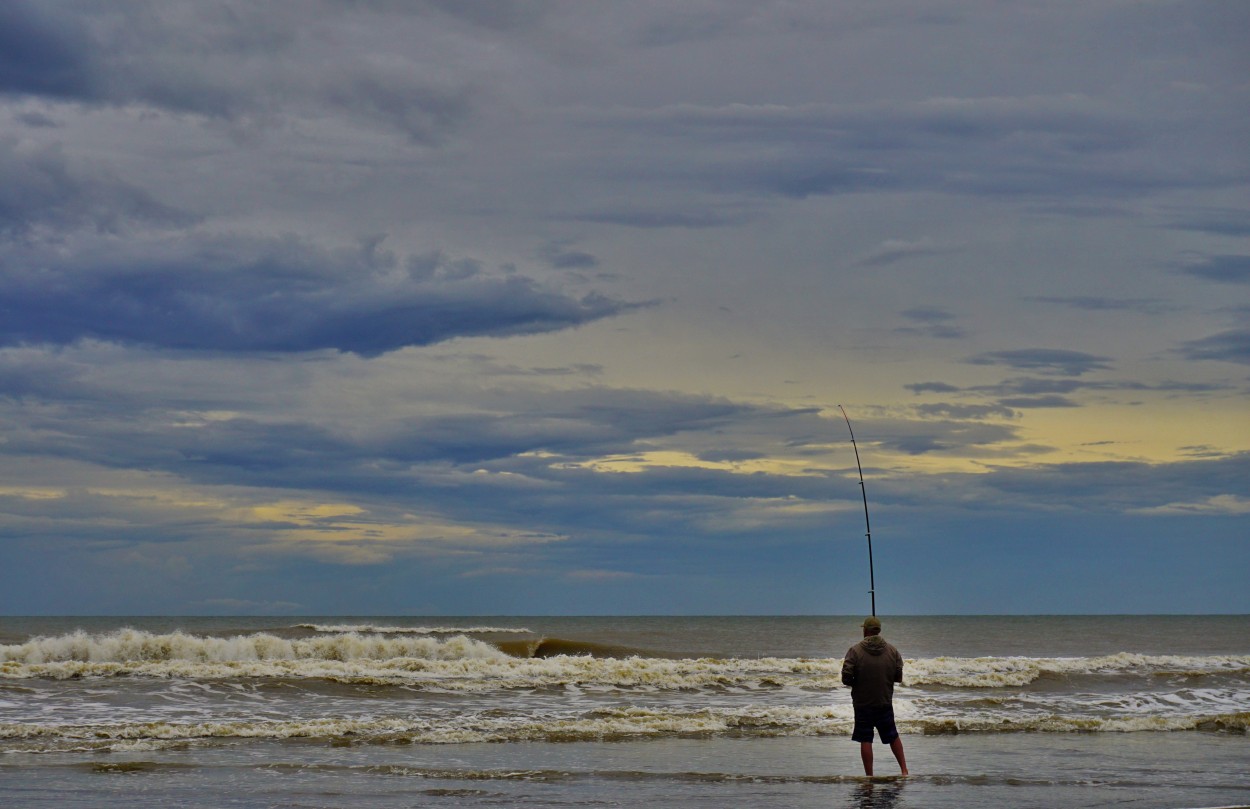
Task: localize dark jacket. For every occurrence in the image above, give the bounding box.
[841,635,903,707]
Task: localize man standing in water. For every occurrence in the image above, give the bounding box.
[842,616,908,776]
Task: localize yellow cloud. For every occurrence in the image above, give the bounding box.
[564,569,638,581]
[0,463,565,566]
[0,486,67,500]
[246,501,365,523]
[562,450,825,477]
[167,410,242,427]
[699,495,858,532]
[235,498,567,564]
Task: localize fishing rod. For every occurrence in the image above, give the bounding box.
[838,405,875,616]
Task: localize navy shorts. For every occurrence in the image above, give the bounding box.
[851,704,899,744]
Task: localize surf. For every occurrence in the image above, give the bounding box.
[0,628,509,666]
[3,707,1246,754]
[495,636,664,659]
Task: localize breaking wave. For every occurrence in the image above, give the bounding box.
[2,651,841,690]
[0,629,508,669]
[908,653,1250,688]
[3,631,1247,692]
[494,637,661,659]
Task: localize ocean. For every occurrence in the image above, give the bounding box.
[1,615,1247,808]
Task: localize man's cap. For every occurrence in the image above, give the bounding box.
[861,616,882,630]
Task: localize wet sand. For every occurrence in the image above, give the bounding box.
[3,731,1248,808]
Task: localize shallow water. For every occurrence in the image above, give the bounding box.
[3,734,1247,808]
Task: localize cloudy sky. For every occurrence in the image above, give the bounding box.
[1,1,1247,616]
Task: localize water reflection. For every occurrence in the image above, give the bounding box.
[847,778,905,808]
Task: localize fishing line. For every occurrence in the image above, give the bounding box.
[838,405,876,616]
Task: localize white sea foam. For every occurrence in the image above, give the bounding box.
[0,652,845,690]
[0,708,846,750]
[4,632,1247,695]
[0,629,508,667]
[908,653,1250,688]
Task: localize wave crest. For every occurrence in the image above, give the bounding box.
[909,653,1250,688]
[0,629,508,666]
[4,632,1247,693]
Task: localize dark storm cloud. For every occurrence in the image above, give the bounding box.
[984,378,1086,395]
[906,434,1003,457]
[567,208,750,229]
[0,378,846,548]
[897,307,966,340]
[834,453,1250,543]
[539,242,599,270]
[606,96,1124,144]
[0,347,108,403]
[905,375,1227,409]
[912,402,1014,420]
[320,74,474,145]
[840,418,1021,457]
[968,452,1250,514]
[906,382,961,395]
[475,447,1250,547]
[0,236,640,355]
[16,110,61,128]
[1163,207,1250,237]
[0,3,93,98]
[966,349,1112,376]
[855,240,955,269]
[374,390,756,466]
[1177,329,1250,366]
[997,395,1079,409]
[0,138,193,235]
[0,344,1037,549]
[407,410,1043,538]
[1028,296,1178,315]
[0,358,790,478]
[0,2,477,142]
[422,0,548,31]
[981,376,1227,396]
[1176,255,1250,284]
[589,94,1227,203]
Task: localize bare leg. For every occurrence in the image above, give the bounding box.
[889,736,909,775]
[860,741,873,776]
